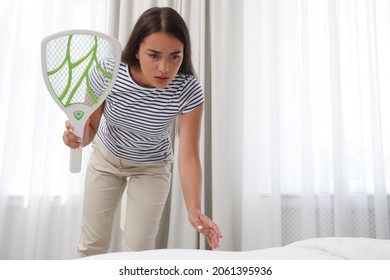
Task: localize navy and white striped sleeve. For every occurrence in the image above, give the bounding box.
[179,77,205,113]
[88,58,115,97]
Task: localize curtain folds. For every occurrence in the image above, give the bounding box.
[0,0,389,259]
[239,0,390,249]
[0,0,110,259]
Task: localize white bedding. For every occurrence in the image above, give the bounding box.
[84,237,390,260]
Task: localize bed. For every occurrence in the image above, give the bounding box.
[84,237,390,260]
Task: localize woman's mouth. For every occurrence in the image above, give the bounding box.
[155,76,169,81]
[154,76,169,85]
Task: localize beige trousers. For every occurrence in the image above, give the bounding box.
[78,137,172,257]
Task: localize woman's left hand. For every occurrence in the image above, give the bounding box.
[188,209,223,249]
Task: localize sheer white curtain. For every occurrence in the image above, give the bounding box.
[0,0,110,259]
[231,0,390,250]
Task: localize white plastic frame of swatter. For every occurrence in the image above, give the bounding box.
[41,29,122,173]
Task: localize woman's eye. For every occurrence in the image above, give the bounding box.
[149,54,158,59]
[172,55,182,60]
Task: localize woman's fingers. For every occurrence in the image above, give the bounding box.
[65,120,76,134]
[206,231,220,249]
[202,227,220,249]
[188,210,223,249]
[63,121,82,148]
[198,215,223,238]
[195,215,223,249]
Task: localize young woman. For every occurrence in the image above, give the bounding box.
[62,7,222,257]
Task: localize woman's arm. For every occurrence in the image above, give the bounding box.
[178,104,222,249]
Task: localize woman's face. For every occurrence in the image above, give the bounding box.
[133,32,184,88]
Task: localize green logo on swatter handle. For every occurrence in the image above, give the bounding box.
[73,110,85,120]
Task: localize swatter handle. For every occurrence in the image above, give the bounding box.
[69,121,84,173]
[70,148,82,173]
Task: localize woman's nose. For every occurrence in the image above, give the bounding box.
[158,60,170,73]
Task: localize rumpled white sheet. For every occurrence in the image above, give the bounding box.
[84,237,390,260]
[286,237,390,260]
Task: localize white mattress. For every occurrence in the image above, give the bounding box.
[84,237,390,260]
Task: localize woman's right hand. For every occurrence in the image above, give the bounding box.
[62,119,91,148]
[63,103,104,148]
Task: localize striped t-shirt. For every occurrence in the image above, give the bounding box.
[91,61,204,162]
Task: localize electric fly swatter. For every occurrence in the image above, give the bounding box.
[41,30,122,173]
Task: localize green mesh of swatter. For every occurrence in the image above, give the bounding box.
[41,30,122,173]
